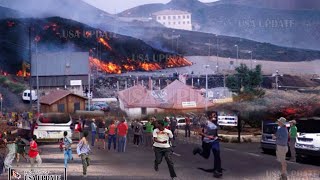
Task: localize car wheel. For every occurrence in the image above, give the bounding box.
[262,148,272,154]
[296,154,305,163]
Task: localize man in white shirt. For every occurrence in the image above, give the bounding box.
[153,120,177,180]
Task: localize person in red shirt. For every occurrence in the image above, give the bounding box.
[117,119,128,152]
[29,135,42,169]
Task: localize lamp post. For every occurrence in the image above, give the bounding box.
[35,38,40,114]
[234,44,239,67]
[204,65,210,111]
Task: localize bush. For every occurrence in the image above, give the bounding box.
[0,76,7,84]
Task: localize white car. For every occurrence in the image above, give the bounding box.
[176,117,186,128]
[33,113,73,141]
[22,90,38,102]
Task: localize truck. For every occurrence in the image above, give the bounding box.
[22,90,37,102]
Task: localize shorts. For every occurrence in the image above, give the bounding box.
[98,133,105,139]
[276,145,288,162]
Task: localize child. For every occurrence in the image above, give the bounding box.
[59,138,64,152]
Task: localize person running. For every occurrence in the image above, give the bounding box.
[144,119,154,147]
[97,120,106,149]
[153,120,178,180]
[3,131,17,171]
[63,131,73,168]
[289,120,297,161]
[107,120,117,150]
[90,119,97,147]
[15,136,28,165]
[29,135,42,169]
[117,119,128,152]
[133,120,143,146]
[77,131,91,177]
[273,117,289,180]
[193,111,223,178]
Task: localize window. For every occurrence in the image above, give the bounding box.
[186,15,190,19]
[157,16,161,20]
[168,22,171,25]
[74,102,80,112]
[168,16,171,20]
[173,16,176,19]
[178,16,181,19]
[183,15,185,19]
[178,21,180,24]
[58,104,65,113]
[163,16,166,20]
[183,21,185,24]
[141,107,147,115]
[173,22,176,25]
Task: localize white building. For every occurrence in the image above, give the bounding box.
[153,10,192,31]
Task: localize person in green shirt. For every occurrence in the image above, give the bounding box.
[289,120,298,161]
[144,119,154,147]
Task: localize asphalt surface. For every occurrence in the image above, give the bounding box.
[1,133,319,180]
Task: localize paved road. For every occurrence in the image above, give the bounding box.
[2,134,319,180]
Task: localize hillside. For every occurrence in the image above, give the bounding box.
[118,0,320,50]
[0,16,190,74]
[0,6,22,19]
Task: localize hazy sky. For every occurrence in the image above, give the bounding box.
[84,0,219,14]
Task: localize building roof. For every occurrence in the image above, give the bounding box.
[31,52,89,77]
[163,80,214,109]
[40,89,87,105]
[153,9,190,16]
[119,80,213,110]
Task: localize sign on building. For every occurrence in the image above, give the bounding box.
[70,80,82,86]
[182,101,197,108]
[218,115,238,127]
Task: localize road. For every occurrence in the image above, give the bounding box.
[2,134,319,180]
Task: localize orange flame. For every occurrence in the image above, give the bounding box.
[124,65,135,71]
[16,70,30,77]
[166,56,192,68]
[98,38,112,51]
[139,62,161,71]
[90,57,121,74]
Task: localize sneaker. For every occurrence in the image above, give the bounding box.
[213,170,223,178]
[171,177,179,180]
[280,174,287,180]
[154,163,159,172]
[82,174,87,178]
[193,147,201,155]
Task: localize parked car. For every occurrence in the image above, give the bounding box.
[295,117,320,162]
[176,117,186,128]
[22,90,37,102]
[33,113,73,141]
[260,121,291,157]
[94,102,110,112]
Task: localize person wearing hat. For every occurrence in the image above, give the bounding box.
[289,120,297,161]
[273,117,289,180]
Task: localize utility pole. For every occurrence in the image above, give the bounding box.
[216,35,219,73]
[235,45,239,67]
[204,65,210,111]
[36,40,40,114]
[29,26,33,111]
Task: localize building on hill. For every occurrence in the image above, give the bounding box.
[40,89,87,113]
[31,52,89,96]
[152,10,192,31]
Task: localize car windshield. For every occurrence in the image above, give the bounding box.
[297,120,320,133]
[263,124,278,134]
[178,119,185,123]
[39,114,70,124]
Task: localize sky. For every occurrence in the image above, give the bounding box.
[83,0,219,14]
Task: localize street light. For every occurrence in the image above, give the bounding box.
[204,65,210,111]
[234,45,239,67]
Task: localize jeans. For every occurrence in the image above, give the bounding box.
[154,147,177,178]
[91,131,96,146]
[199,141,222,173]
[289,138,296,160]
[185,125,191,137]
[117,136,127,152]
[4,144,16,170]
[80,154,90,175]
[144,133,153,147]
[133,134,141,145]
[171,128,176,140]
[64,149,73,168]
[30,154,42,169]
[108,134,117,150]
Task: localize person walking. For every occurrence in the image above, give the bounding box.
[107,120,117,150]
[29,135,42,169]
[144,119,154,147]
[97,120,106,149]
[193,111,223,178]
[90,119,97,147]
[273,117,289,180]
[185,116,191,138]
[133,120,143,147]
[15,136,28,165]
[117,119,128,152]
[3,131,17,171]
[169,117,177,140]
[77,131,91,177]
[289,120,297,161]
[63,131,73,168]
[153,120,178,180]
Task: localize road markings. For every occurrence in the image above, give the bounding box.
[224,148,236,152]
[173,152,181,157]
[246,152,261,157]
[224,148,261,157]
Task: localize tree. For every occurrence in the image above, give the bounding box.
[226,64,263,95]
